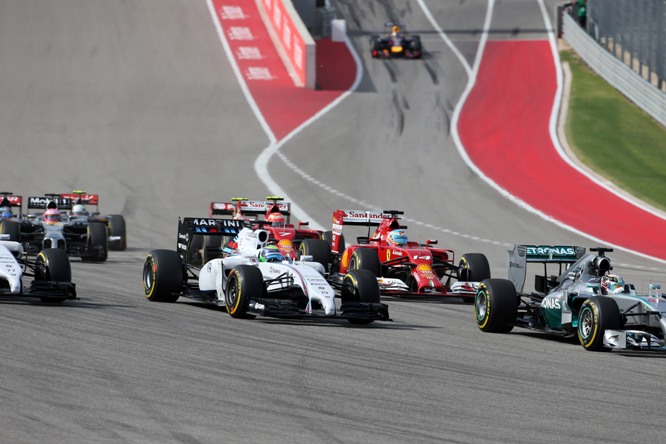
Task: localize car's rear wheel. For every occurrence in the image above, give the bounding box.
[475,279,517,333]
[342,269,381,325]
[577,296,622,351]
[370,35,381,57]
[143,249,183,302]
[348,248,380,277]
[83,222,108,262]
[225,265,264,319]
[409,36,422,58]
[298,238,331,270]
[321,230,345,254]
[0,220,20,241]
[108,215,127,251]
[36,248,72,303]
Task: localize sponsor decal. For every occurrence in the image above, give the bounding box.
[193,219,219,226]
[237,47,262,60]
[277,239,294,253]
[220,5,247,20]
[340,210,386,221]
[245,67,275,80]
[541,297,561,310]
[526,245,576,259]
[341,250,349,270]
[228,26,254,41]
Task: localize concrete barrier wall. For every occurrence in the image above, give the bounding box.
[563,13,666,127]
[260,0,316,89]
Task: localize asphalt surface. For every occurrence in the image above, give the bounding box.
[2,1,665,443]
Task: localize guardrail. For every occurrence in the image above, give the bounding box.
[562,13,666,127]
[260,0,316,89]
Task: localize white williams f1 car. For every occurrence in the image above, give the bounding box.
[142,218,390,324]
[0,235,76,302]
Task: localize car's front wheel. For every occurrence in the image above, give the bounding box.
[35,248,72,303]
[225,265,265,319]
[577,296,622,351]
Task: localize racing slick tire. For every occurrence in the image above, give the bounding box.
[298,239,331,270]
[577,296,622,352]
[475,279,518,333]
[82,222,108,262]
[0,220,20,241]
[458,253,491,303]
[348,248,380,277]
[143,249,183,303]
[370,35,381,57]
[321,230,345,254]
[225,265,264,319]
[342,269,381,325]
[108,215,127,251]
[35,248,72,303]
[409,36,422,58]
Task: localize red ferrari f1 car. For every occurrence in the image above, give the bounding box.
[299,209,490,302]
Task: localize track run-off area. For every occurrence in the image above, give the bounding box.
[211,0,666,266]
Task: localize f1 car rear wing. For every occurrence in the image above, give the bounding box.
[507,244,585,294]
[61,191,100,213]
[27,196,73,213]
[0,193,23,215]
[330,209,404,253]
[210,196,291,216]
[177,217,245,260]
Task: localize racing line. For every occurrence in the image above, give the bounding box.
[208,0,666,265]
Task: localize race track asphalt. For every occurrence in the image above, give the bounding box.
[1,1,665,443]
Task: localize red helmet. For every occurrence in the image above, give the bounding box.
[266,212,286,227]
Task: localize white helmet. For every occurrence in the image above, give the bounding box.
[72,204,88,216]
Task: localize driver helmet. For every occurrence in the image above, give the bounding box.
[387,229,408,246]
[44,208,62,225]
[391,25,400,35]
[258,244,284,262]
[601,274,625,295]
[1,206,12,219]
[266,212,286,228]
[72,204,89,217]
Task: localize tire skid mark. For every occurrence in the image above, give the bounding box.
[391,89,405,136]
[424,60,439,85]
[382,60,398,83]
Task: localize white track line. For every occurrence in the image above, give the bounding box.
[207,0,664,270]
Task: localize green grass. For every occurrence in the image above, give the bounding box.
[560,50,666,212]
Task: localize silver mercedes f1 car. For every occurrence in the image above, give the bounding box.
[474,245,666,352]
